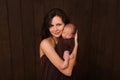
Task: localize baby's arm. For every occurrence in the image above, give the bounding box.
[60,50,70,69]
[60,50,75,69]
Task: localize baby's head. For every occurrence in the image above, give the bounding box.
[62,23,76,39]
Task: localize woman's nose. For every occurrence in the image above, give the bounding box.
[54,26,58,30]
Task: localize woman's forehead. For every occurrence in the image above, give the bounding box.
[51,16,63,24]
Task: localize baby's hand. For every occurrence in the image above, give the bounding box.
[70,54,74,59]
[63,50,70,60]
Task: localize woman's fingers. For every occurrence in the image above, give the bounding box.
[74,30,78,44]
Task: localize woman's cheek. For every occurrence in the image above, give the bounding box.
[58,26,64,31]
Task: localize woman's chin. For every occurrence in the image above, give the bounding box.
[54,35,61,38]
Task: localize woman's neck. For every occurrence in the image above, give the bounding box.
[51,37,58,44]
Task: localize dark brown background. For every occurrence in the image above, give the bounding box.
[0,0,120,80]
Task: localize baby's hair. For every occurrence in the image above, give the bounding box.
[65,23,77,35]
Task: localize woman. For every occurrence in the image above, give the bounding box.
[39,8,78,80]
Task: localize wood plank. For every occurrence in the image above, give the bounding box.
[21,0,36,80]
[7,0,24,79]
[0,0,12,79]
[113,0,120,79]
[33,0,44,80]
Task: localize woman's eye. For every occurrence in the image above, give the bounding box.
[56,24,61,26]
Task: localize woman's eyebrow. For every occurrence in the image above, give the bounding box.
[50,24,54,26]
[56,23,62,25]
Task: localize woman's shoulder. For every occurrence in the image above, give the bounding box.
[41,37,50,42]
[40,37,53,47]
[40,37,52,57]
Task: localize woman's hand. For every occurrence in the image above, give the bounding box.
[74,30,78,45]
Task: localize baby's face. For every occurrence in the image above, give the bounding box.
[62,27,74,39]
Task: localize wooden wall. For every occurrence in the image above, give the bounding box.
[0,0,120,80]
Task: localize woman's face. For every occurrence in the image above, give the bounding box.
[49,16,65,38]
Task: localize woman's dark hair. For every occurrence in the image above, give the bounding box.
[40,8,70,41]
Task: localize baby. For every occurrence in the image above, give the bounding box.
[55,23,77,69]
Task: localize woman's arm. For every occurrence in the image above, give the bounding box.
[61,31,78,75]
[40,32,78,76]
[40,39,70,76]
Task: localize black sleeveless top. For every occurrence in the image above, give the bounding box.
[40,55,73,80]
[39,38,73,80]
